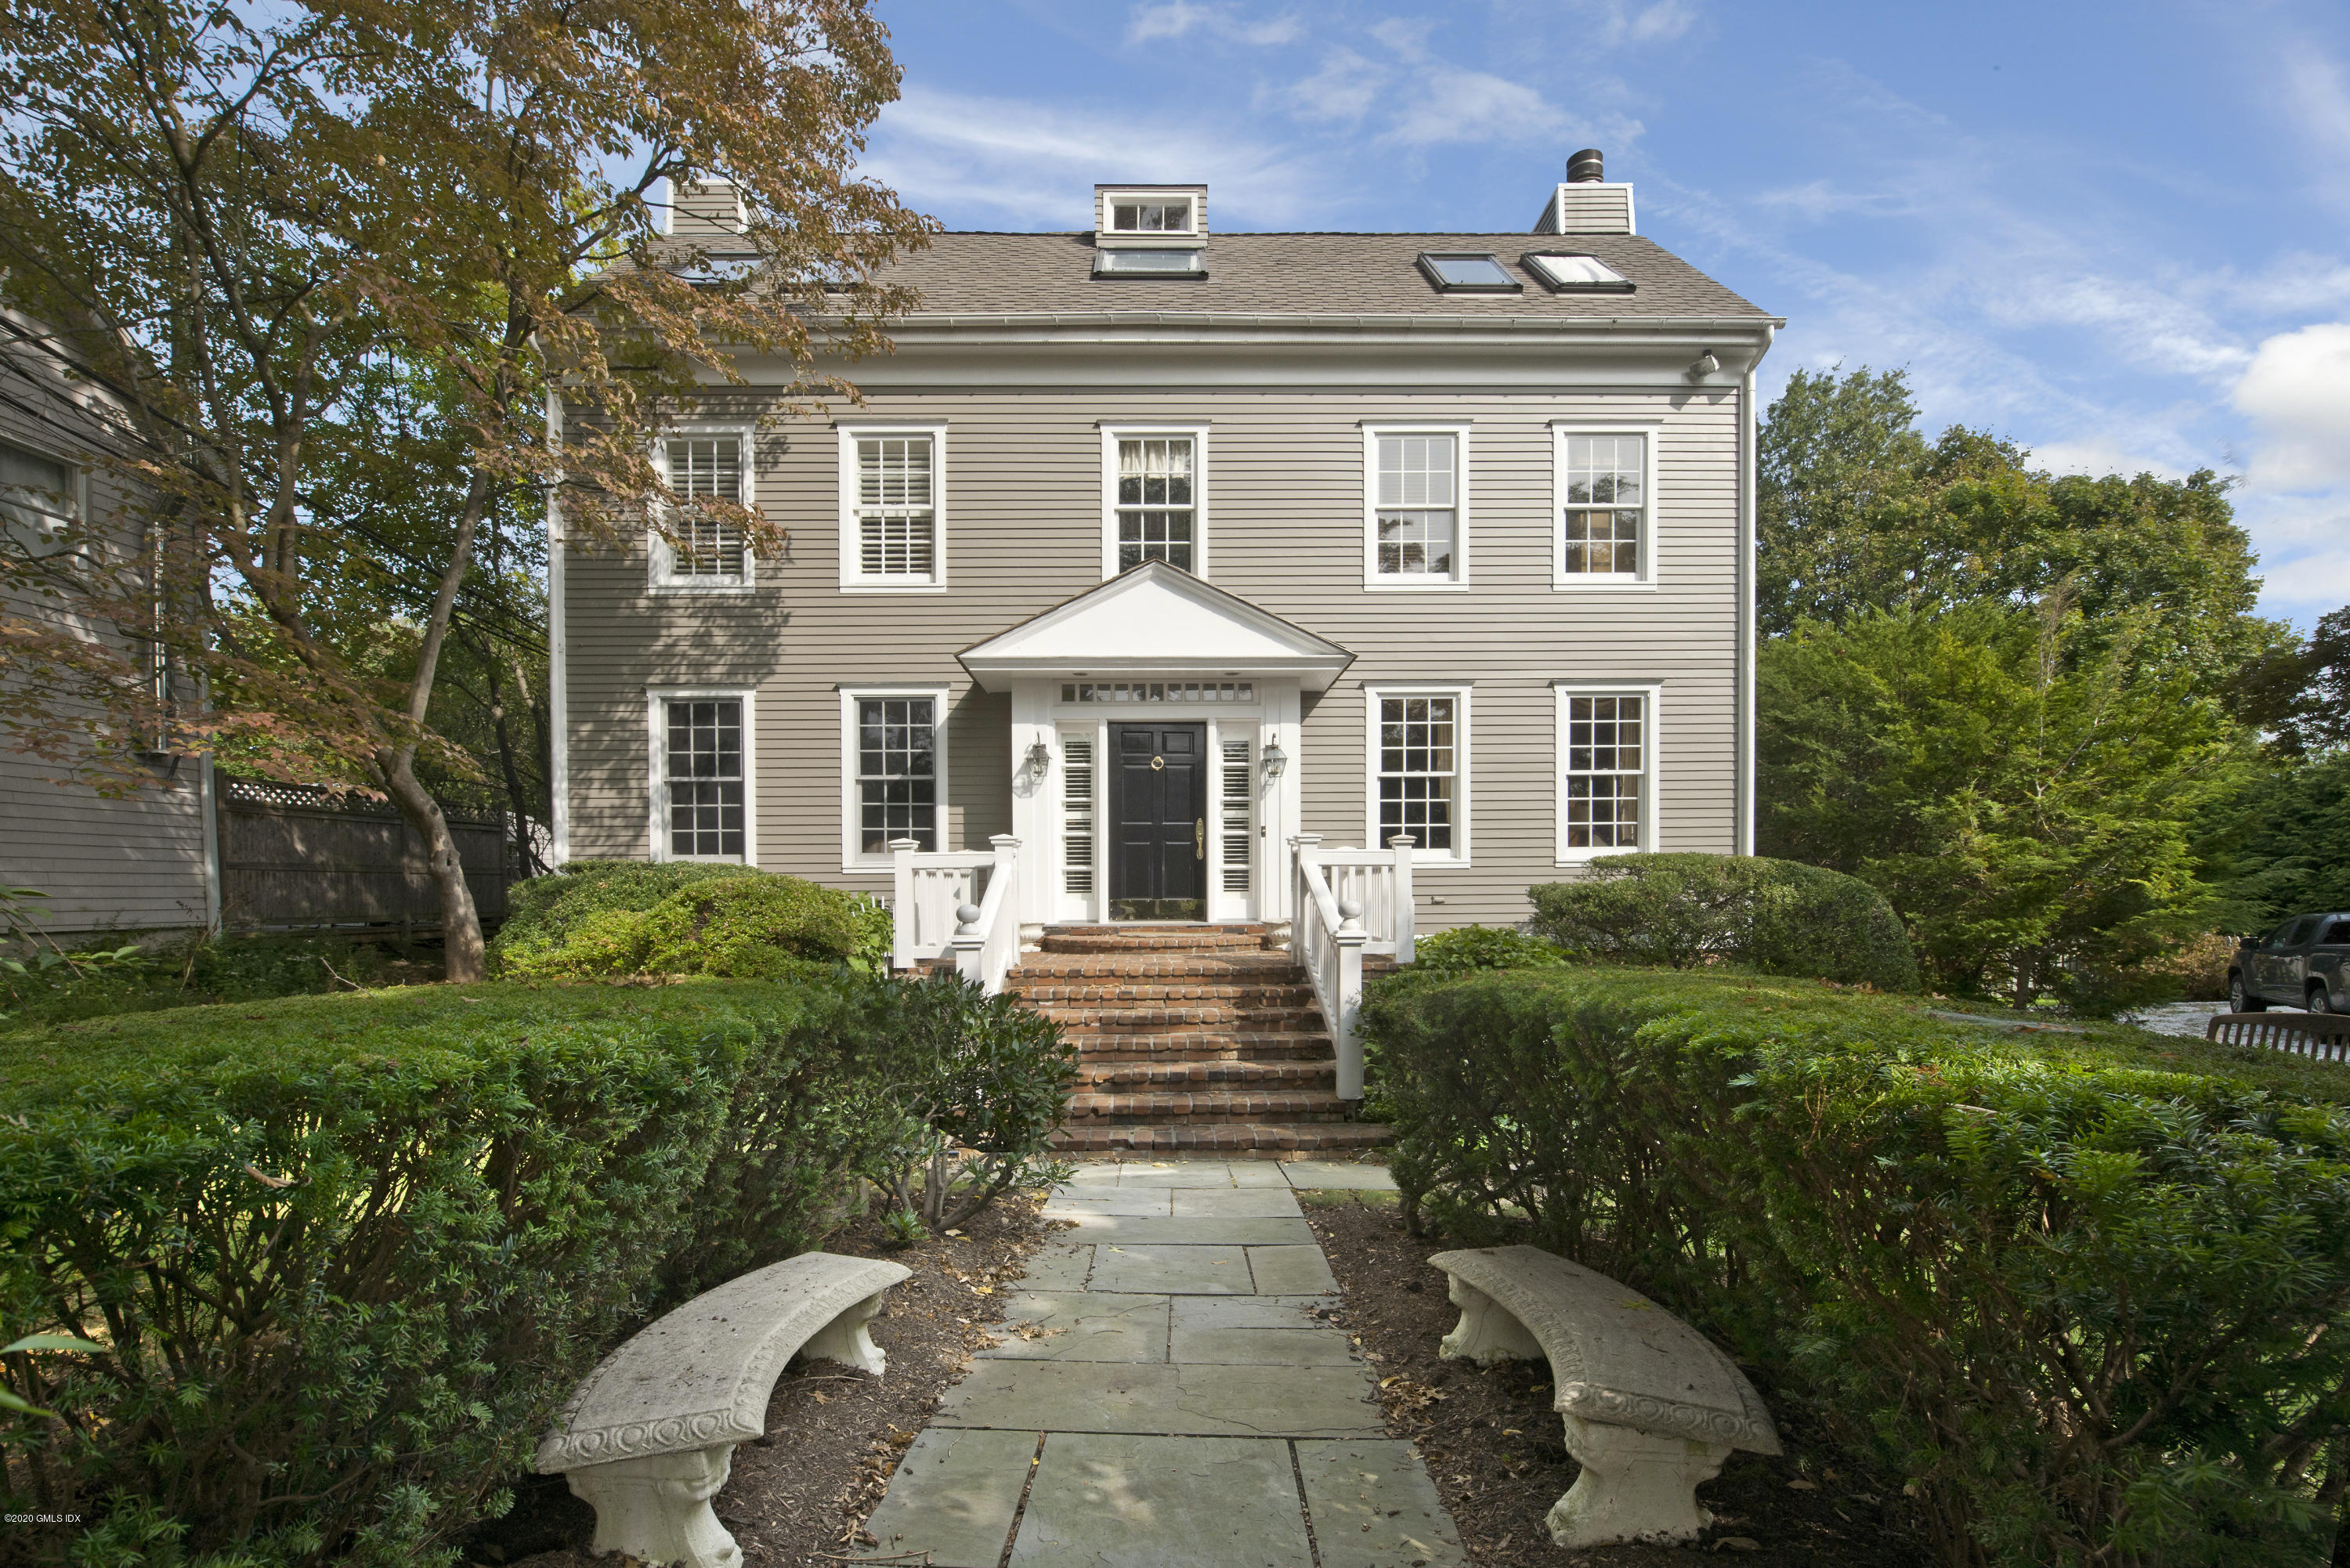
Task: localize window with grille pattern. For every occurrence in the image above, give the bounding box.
[1562,694,1645,851]
[666,699,745,859]
[1560,433,1644,577]
[856,697,937,854]
[663,438,746,580]
[1374,434,1458,579]
[1377,695,1457,853]
[855,436,936,580]
[1220,739,1252,893]
[1115,437,1194,572]
[1061,736,1095,894]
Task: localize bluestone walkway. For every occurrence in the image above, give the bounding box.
[864,1160,1468,1568]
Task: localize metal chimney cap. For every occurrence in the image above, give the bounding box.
[1567,148,1605,183]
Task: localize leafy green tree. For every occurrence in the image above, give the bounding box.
[1759,601,2260,1006]
[0,0,926,977]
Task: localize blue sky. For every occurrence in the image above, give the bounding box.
[859,0,2350,631]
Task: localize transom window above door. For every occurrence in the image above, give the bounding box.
[1366,428,1468,587]
[1114,435,1195,573]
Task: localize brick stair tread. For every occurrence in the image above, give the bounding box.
[1079,1060,1335,1086]
[1014,983,1318,1004]
[1049,1122,1394,1155]
[1011,954,1305,978]
[1064,1038,1336,1064]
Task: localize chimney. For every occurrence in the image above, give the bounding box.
[1533,150,1635,236]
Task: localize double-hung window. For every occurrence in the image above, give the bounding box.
[1553,425,1655,587]
[1103,428,1203,576]
[1,440,78,557]
[1556,685,1658,860]
[1366,688,1470,863]
[652,691,752,862]
[841,688,946,867]
[840,426,945,588]
[1365,427,1468,587]
[653,434,752,589]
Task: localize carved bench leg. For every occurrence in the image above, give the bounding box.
[1545,1414,1730,1548]
[798,1288,891,1374]
[1436,1276,1545,1366]
[565,1444,741,1568]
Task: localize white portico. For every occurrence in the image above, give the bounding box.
[956,562,1353,928]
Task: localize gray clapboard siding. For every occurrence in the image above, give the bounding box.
[564,387,1741,928]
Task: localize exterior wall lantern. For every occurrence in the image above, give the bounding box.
[1261,738,1287,780]
[1025,739,1052,782]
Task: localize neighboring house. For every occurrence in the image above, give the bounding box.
[551,152,1780,947]
[0,310,219,938]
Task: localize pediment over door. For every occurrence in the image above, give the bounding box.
[957,562,1354,692]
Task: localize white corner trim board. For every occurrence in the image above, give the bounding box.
[537,1252,911,1568]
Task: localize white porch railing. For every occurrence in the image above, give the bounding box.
[950,836,1022,995]
[890,836,1022,993]
[1289,834,1418,1101]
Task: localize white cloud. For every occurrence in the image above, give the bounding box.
[2233,322,2350,491]
[1126,2,1302,47]
[2280,42,2350,211]
[1373,66,1574,148]
[1549,0,1699,49]
[2030,439,2186,482]
[1284,47,1384,125]
[1275,27,1635,151]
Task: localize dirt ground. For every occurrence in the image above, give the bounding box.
[1302,1192,1936,1567]
[462,1192,1054,1568]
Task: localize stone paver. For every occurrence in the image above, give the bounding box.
[859,1158,1456,1567]
[1010,1434,1311,1568]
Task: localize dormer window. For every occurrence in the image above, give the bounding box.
[1112,198,1195,234]
[1093,248,1205,277]
[1524,252,1633,292]
[1094,184,1209,280]
[1417,252,1522,294]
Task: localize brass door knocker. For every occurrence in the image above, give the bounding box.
[1150,755,1166,770]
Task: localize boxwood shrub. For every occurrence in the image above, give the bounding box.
[1528,851,1919,990]
[493,862,888,981]
[0,977,920,1566]
[1366,966,2350,1566]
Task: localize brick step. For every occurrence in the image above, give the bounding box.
[1066,1089,1355,1125]
[1010,953,1303,980]
[1048,1122,1395,1157]
[1067,1031,1336,1063]
[1078,1059,1336,1089]
[1014,981,1318,1007]
[1040,931,1279,954]
[1043,1004,1323,1031]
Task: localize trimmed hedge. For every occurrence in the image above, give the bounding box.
[1529,851,1919,990]
[0,978,915,1566]
[493,862,887,981]
[1408,924,1565,974]
[1367,966,2350,1567]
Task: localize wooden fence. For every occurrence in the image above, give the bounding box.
[216,776,512,933]
[2204,1010,2350,1064]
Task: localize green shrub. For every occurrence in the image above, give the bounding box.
[0,976,908,1567]
[1528,851,1919,989]
[866,973,1079,1234]
[2,934,437,1029]
[493,863,884,981]
[1410,924,1564,974]
[1366,965,2350,1567]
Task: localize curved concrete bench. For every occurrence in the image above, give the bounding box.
[537,1251,911,1568]
[1428,1245,1779,1548]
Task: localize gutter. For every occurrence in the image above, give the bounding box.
[1737,324,1774,857]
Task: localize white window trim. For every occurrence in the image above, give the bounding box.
[647,686,757,865]
[1097,189,1201,238]
[1361,423,1472,591]
[839,684,952,873]
[0,436,89,558]
[1364,684,1472,866]
[837,421,949,592]
[649,422,757,594]
[1550,420,1661,591]
[1101,424,1209,580]
[1553,681,1662,863]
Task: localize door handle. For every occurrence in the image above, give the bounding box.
[1195,818,1206,859]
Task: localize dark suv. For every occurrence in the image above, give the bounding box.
[2229,914,2350,1013]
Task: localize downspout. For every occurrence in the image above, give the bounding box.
[1737,327,1773,856]
[545,386,569,867]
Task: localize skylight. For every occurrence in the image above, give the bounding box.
[1093,248,1206,277]
[1523,252,1633,292]
[1416,253,1522,294]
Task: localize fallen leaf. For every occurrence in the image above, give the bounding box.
[1712,1538,1761,1552]
[1788,1479,1817,1490]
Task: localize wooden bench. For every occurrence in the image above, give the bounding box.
[537,1252,912,1568]
[1428,1245,1780,1548]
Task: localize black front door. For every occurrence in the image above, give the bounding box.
[1110,722,1206,920]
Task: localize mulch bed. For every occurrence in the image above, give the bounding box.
[465,1192,1054,1568]
[1303,1192,1935,1566]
